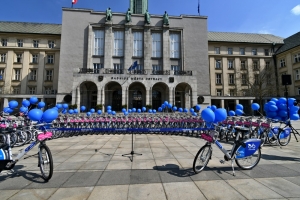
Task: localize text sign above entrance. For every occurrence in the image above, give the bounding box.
[111,77,163,81]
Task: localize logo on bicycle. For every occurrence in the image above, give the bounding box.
[248,143,256,150]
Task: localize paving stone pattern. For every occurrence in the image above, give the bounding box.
[1,121,300,199]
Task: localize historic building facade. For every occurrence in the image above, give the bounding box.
[57,7,210,111]
[0,22,61,110]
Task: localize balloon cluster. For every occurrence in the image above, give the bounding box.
[264,97,299,120]
[157,101,201,116]
[228,104,245,117]
[201,105,227,123]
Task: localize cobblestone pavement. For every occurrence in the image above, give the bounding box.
[1,121,300,199]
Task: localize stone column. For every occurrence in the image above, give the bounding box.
[71,89,76,104]
[97,87,101,105]
[3,98,8,107]
[169,87,173,105]
[76,86,80,110]
[162,26,170,71]
[143,25,151,70]
[124,25,132,72]
[221,99,225,108]
[235,99,239,106]
[122,86,126,107]
[146,88,150,106]
[101,87,105,112]
[87,25,93,69]
[104,22,113,69]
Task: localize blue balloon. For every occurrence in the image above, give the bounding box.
[207,106,211,109]
[149,109,153,113]
[192,112,197,116]
[107,110,112,114]
[137,109,141,113]
[28,108,43,121]
[112,111,116,115]
[87,112,91,116]
[74,109,78,113]
[267,111,277,118]
[90,108,95,113]
[235,109,244,116]
[7,108,13,113]
[264,103,269,112]
[195,105,201,111]
[68,109,74,114]
[268,101,276,106]
[278,97,287,104]
[172,106,177,111]
[142,107,146,112]
[164,101,168,106]
[9,100,18,109]
[278,110,287,117]
[290,106,299,113]
[271,98,278,102]
[214,108,227,122]
[229,110,235,116]
[152,109,156,113]
[183,108,188,113]
[56,104,62,109]
[251,103,260,111]
[288,98,296,106]
[42,109,58,122]
[124,111,128,116]
[97,110,102,114]
[132,108,136,112]
[122,108,126,113]
[22,100,30,107]
[62,104,68,109]
[236,104,243,110]
[158,107,162,112]
[211,105,217,111]
[80,106,86,111]
[178,108,183,112]
[168,103,172,109]
[201,108,215,122]
[52,107,59,110]
[290,114,299,120]
[161,104,166,109]
[107,106,112,110]
[269,105,278,112]
[62,109,67,114]
[19,106,28,113]
[37,102,46,109]
[29,96,38,104]
[278,103,287,110]
[190,108,194,113]
[128,109,132,113]
[3,107,10,113]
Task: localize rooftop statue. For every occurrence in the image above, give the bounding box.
[144,10,151,24]
[163,11,169,25]
[126,8,131,23]
[106,7,112,22]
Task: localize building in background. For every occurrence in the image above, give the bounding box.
[208,32,284,114]
[0,22,61,110]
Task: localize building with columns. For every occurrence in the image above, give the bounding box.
[57,7,210,111]
[0,22,61,110]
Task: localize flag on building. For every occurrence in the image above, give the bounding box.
[72,0,78,4]
[128,61,138,71]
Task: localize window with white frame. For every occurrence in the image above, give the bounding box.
[131,64,144,74]
[32,54,38,63]
[265,49,269,56]
[47,55,54,64]
[0,53,6,63]
[229,89,235,96]
[152,33,161,57]
[48,40,55,48]
[295,69,300,80]
[14,69,21,81]
[252,49,257,55]
[215,47,220,54]
[12,87,20,94]
[0,69,4,80]
[228,48,233,55]
[241,60,246,69]
[170,33,180,58]
[280,59,286,68]
[94,30,104,56]
[229,74,235,84]
[228,60,234,69]
[216,73,222,84]
[1,39,7,47]
[294,53,300,63]
[241,74,247,85]
[215,59,221,69]
[17,39,23,47]
[152,65,162,74]
[113,31,124,56]
[28,86,36,94]
[133,32,143,57]
[216,89,222,96]
[253,61,259,70]
[16,54,22,63]
[29,69,37,81]
[44,86,53,94]
[171,65,181,75]
[265,61,270,69]
[33,40,39,48]
[240,48,245,55]
[113,63,123,74]
[46,70,53,81]
[93,63,103,73]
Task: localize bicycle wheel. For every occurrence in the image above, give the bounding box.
[235,148,261,170]
[278,129,291,146]
[14,131,28,147]
[38,144,53,181]
[219,129,226,141]
[193,145,212,174]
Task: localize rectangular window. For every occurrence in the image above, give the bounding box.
[0,53,6,63]
[253,61,259,70]
[47,55,54,64]
[48,40,55,48]
[33,40,39,48]
[254,74,259,85]
[131,64,144,74]
[216,89,222,96]
[216,73,222,84]
[113,31,124,56]
[0,69,4,81]
[215,60,221,69]
[16,54,22,63]
[252,49,257,55]
[280,59,286,68]
[152,33,161,57]
[215,47,220,54]
[294,53,300,63]
[93,63,103,73]
[265,61,270,69]
[240,48,245,55]
[298,87,300,95]
[14,69,21,81]
[265,49,269,56]
[94,30,104,56]
[229,89,235,96]
[228,60,234,69]
[152,65,162,74]
[13,87,20,94]
[17,39,23,47]
[133,32,143,57]
[32,54,38,63]
[0,87,2,94]
[228,48,233,55]
[28,86,36,94]
[1,39,7,47]
[296,69,300,80]
[241,74,247,85]
[241,60,246,69]
[29,69,37,81]
[171,65,181,75]
[44,87,53,94]
[170,33,180,58]
[46,70,53,81]
[266,74,271,85]
[135,0,142,13]
[113,63,123,74]
[229,74,235,84]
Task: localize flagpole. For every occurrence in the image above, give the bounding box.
[71,3,73,8]
[198,0,200,16]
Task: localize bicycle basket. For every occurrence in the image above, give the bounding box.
[279,127,291,139]
[236,138,261,159]
[201,130,217,142]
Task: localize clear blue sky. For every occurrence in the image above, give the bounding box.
[0,0,299,38]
